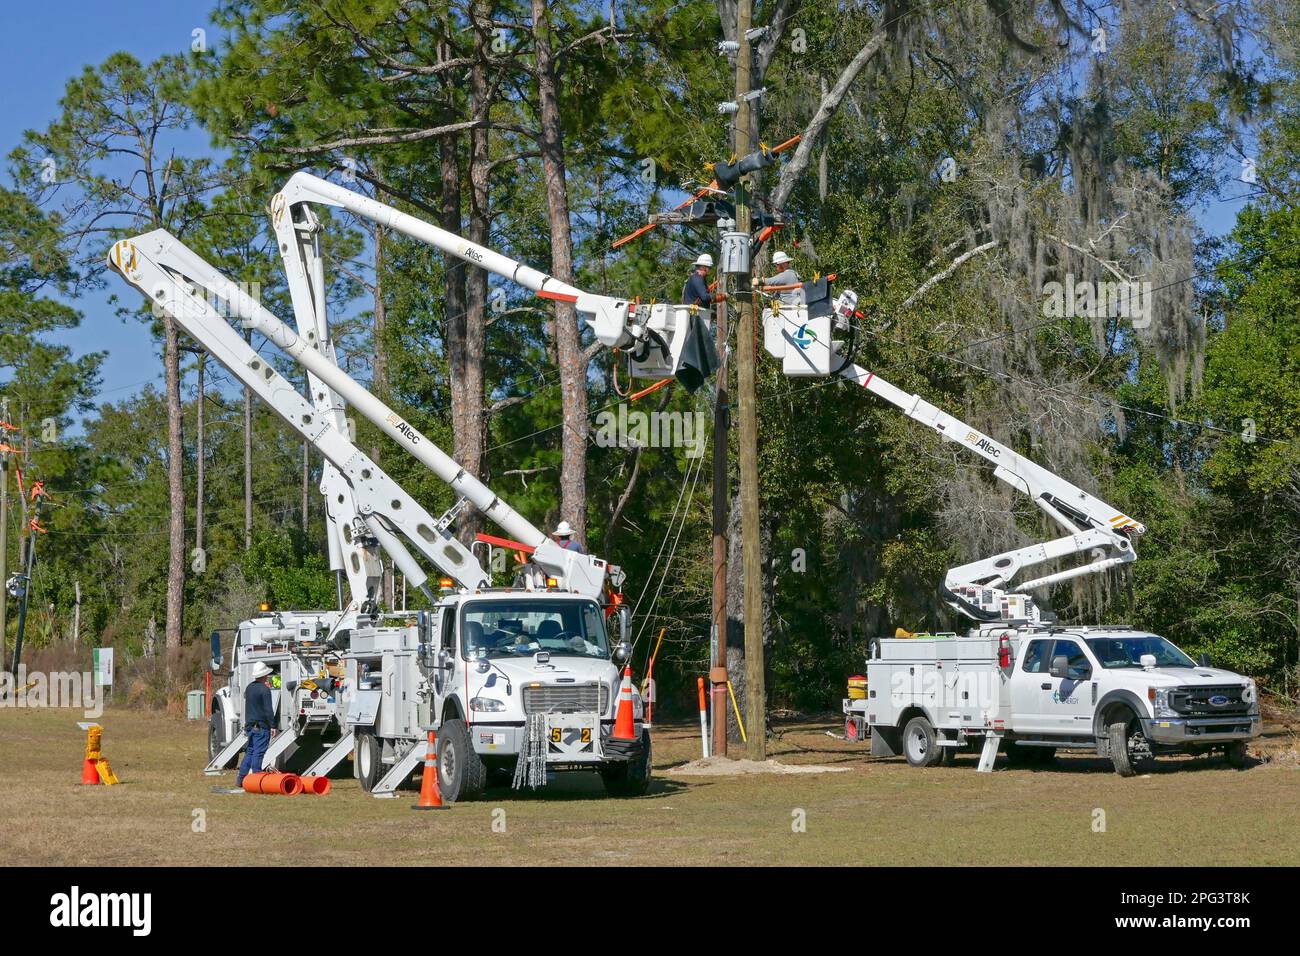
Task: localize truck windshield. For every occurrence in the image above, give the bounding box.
[1085,635,1196,669]
[461,600,610,661]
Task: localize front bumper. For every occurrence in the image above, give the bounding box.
[1141,714,1262,746]
[469,718,644,763]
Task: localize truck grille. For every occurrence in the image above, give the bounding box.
[1168,685,1251,717]
[523,683,608,715]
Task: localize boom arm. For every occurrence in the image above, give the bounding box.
[273,172,659,364]
[107,231,492,606]
[762,289,1143,624]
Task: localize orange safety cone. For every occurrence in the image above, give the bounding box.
[612,665,637,740]
[412,730,447,810]
[81,756,101,785]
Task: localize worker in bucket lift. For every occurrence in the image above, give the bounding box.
[682,253,719,308]
[236,662,277,786]
[759,251,803,306]
[552,520,584,554]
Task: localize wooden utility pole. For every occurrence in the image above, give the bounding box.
[243,330,254,551]
[733,0,767,760]
[193,350,206,557]
[711,268,730,757]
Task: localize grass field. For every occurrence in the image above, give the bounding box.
[2,705,1298,866]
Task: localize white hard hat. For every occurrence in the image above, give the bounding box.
[554,520,576,537]
[250,662,273,681]
[772,251,792,265]
[694,253,714,268]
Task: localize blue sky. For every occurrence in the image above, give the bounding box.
[1,1,223,413]
[2,2,1254,424]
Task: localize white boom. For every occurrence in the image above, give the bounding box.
[761,285,1143,624]
[107,231,493,610]
[109,230,616,601]
[270,172,714,384]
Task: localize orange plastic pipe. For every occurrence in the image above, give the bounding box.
[242,772,303,796]
[297,775,331,796]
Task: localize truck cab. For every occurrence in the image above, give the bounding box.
[844,626,1261,775]
[342,589,650,799]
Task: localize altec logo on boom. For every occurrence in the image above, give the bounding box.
[385,413,422,446]
[49,887,152,936]
[966,432,1002,458]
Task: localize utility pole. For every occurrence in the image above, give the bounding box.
[183,348,207,557]
[711,250,730,757]
[732,0,767,760]
[243,330,254,551]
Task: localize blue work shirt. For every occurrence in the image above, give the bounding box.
[244,679,275,730]
[682,272,714,307]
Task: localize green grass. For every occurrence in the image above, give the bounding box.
[1,706,1297,865]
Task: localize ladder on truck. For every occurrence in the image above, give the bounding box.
[204,731,247,775]
[370,737,429,798]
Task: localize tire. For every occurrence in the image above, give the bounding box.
[902,716,943,768]
[437,718,486,803]
[1108,719,1153,777]
[355,730,381,793]
[601,731,653,797]
[207,710,224,762]
[1225,740,1249,769]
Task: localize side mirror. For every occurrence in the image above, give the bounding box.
[1198,652,1211,667]
[612,641,631,666]
[209,631,223,672]
[618,606,631,644]
[1049,655,1070,680]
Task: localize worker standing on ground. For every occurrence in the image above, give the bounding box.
[760,251,803,306]
[682,254,718,308]
[552,521,584,554]
[236,662,276,787]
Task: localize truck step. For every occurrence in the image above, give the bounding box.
[261,727,300,770]
[303,731,354,778]
[370,738,428,798]
[203,731,247,775]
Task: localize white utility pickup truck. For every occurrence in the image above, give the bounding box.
[843,626,1261,775]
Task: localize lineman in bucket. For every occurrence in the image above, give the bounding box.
[237,662,277,786]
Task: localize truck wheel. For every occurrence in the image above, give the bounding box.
[1224,740,1249,769]
[903,716,943,768]
[1108,719,1153,777]
[355,731,381,793]
[437,719,486,802]
[207,710,224,762]
[601,732,653,797]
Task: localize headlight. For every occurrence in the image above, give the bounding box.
[470,696,506,713]
[1150,687,1177,718]
[1242,680,1257,706]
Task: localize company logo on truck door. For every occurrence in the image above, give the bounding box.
[966,432,1001,458]
[385,413,421,445]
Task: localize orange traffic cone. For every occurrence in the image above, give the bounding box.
[81,757,101,785]
[412,730,447,810]
[612,665,637,740]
